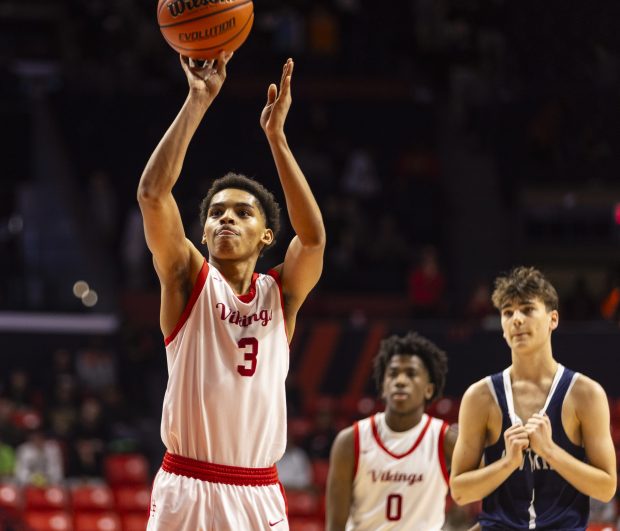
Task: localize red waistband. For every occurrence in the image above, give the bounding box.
[161,452,279,486]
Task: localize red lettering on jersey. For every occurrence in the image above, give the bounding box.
[216,303,273,327]
[370,470,424,486]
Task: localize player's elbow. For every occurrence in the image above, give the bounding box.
[301,224,326,249]
[449,478,476,506]
[593,479,617,503]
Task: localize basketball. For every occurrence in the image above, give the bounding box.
[157,0,254,60]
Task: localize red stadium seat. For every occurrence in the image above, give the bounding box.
[286,490,319,518]
[24,485,69,511]
[311,459,330,491]
[587,524,616,531]
[74,512,121,531]
[113,485,151,513]
[121,512,150,531]
[104,454,149,486]
[71,484,115,512]
[0,483,22,516]
[23,510,73,531]
[289,516,324,531]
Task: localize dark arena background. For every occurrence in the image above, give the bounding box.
[1,1,619,530]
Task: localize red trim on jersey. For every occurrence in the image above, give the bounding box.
[162,452,279,486]
[438,421,450,486]
[164,260,209,346]
[236,272,259,303]
[267,268,289,343]
[353,422,360,479]
[371,414,433,459]
[278,481,288,516]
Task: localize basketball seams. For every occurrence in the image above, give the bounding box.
[158,0,252,29]
[161,11,253,55]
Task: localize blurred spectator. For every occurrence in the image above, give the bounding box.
[75,344,117,393]
[304,406,338,460]
[3,369,39,410]
[562,276,597,321]
[87,169,119,250]
[363,214,411,287]
[121,206,150,289]
[308,4,341,56]
[465,280,494,322]
[341,148,380,200]
[47,376,79,442]
[67,397,109,479]
[600,266,620,323]
[277,433,313,491]
[14,428,63,486]
[0,399,22,447]
[0,435,15,478]
[407,246,447,317]
[272,6,306,55]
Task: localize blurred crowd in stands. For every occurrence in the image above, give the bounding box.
[1,0,620,318]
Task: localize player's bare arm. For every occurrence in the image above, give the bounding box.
[260,58,326,338]
[137,52,233,336]
[326,427,355,531]
[524,375,617,502]
[443,423,458,469]
[450,379,530,505]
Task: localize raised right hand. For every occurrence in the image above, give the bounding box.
[179,51,233,105]
[503,423,529,469]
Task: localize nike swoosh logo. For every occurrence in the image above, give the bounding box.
[269,518,284,527]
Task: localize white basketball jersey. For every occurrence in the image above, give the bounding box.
[161,260,289,468]
[346,412,449,531]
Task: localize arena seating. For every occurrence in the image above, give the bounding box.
[0,452,151,531]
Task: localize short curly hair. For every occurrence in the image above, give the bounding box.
[372,331,448,404]
[199,172,281,251]
[491,266,559,311]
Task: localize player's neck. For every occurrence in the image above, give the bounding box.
[383,407,425,433]
[510,345,557,382]
[209,257,258,295]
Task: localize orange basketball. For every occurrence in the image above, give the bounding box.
[157,0,254,60]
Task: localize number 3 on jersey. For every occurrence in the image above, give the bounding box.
[237,337,258,377]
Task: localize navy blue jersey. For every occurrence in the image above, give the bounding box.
[479,365,589,530]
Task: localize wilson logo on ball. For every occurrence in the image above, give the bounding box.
[166,0,237,18]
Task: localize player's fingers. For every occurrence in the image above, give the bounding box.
[280,58,292,89]
[506,424,527,436]
[266,83,277,105]
[216,51,231,77]
[180,54,191,72]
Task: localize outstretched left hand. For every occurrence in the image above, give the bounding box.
[524,413,554,460]
[260,58,294,139]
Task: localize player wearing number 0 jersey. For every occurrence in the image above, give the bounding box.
[326,332,457,531]
[138,53,325,531]
[451,267,617,530]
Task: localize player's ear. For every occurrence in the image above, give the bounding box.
[549,310,559,330]
[201,233,207,244]
[261,228,274,247]
[425,382,435,401]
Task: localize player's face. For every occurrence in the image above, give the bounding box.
[500,297,558,354]
[202,188,273,259]
[382,355,434,415]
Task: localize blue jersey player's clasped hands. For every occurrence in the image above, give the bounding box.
[451,267,617,531]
